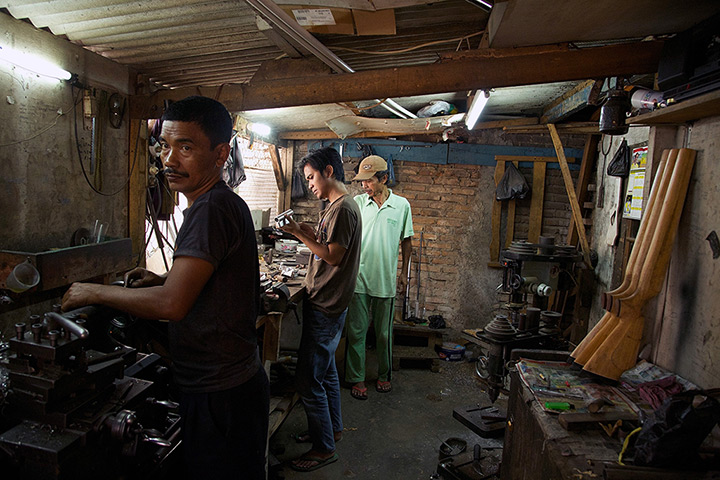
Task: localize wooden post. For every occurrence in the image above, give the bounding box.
[528,162,546,243]
[488,160,506,267]
[128,119,147,266]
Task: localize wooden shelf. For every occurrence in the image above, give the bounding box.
[627,89,720,125]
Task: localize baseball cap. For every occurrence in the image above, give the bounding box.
[354,155,388,181]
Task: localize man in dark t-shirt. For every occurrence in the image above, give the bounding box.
[62,96,268,479]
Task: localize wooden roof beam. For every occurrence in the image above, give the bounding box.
[130,41,663,118]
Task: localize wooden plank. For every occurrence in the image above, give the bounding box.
[568,134,600,245]
[627,88,720,125]
[128,119,147,266]
[279,118,542,140]
[528,162,546,243]
[130,42,665,118]
[547,124,593,269]
[489,160,506,265]
[557,411,638,431]
[268,144,286,191]
[495,155,575,164]
[278,143,294,213]
[261,313,282,363]
[541,79,597,124]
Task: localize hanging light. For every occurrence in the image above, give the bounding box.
[599,88,629,135]
[0,45,72,81]
[465,90,490,130]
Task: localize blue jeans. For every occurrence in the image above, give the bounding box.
[296,301,346,453]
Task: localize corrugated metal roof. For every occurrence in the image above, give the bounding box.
[1,0,488,88]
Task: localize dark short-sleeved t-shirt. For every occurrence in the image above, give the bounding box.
[303,194,361,316]
[169,181,261,393]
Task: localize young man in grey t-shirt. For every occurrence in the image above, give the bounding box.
[280,147,361,472]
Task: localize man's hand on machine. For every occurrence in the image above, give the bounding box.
[124,267,165,288]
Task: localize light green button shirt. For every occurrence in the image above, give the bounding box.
[354,190,414,298]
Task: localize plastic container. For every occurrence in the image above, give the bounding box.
[438,342,465,361]
[275,239,298,254]
[6,259,40,293]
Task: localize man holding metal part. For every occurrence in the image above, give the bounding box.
[278,146,361,472]
[345,155,413,400]
[61,96,268,480]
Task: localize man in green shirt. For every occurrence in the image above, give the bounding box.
[345,155,414,400]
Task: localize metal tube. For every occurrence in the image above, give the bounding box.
[46,312,89,339]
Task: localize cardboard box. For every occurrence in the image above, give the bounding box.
[352,9,396,36]
[281,5,355,35]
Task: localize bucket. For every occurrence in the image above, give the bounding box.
[6,259,40,293]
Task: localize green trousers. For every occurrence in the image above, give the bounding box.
[344,293,395,383]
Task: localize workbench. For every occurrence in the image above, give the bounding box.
[500,357,719,480]
[256,282,305,437]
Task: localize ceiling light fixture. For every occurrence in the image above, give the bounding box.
[465,90,489,130]
[0,45,72,81]
[249,122,271,137]
[467,0,493,12]
[245,0,416,119]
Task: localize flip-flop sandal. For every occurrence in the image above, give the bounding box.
[290,452,339,472]
[351,385,368,400]
[376,380,392,393]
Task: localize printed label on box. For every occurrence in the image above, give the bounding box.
[292,9,336,26]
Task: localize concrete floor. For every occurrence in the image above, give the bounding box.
[270,349,506,479]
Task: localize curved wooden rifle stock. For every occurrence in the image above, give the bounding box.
[571,150,671,365]
[583,148,696,380]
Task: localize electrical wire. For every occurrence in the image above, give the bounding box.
[71,85,152,197]
[0,109,66,147]
[331,31,484,56]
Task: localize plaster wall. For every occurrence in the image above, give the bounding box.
[0,15,132,336]
[652,117,720,388]
[586,127,650,331]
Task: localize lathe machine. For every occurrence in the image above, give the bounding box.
[0,304,181,479]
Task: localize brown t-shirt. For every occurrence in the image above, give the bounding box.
[303,194,361,316]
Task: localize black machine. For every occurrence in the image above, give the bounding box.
[0,305,181,480]
[472,239,580,402]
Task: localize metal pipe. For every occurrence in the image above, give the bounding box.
[46,312,89,339]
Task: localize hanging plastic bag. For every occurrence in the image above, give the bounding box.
[495,163,529,201]
[634,389,720,468]
[291,167,308,200]
[607,138,631,178]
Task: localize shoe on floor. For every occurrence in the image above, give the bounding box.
[351,384,368,400]
[376,380,392,393]
[290,451,339,472]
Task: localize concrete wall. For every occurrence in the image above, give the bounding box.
[650,117,720,388]
[0,14,132,336]
[289,133,584,330]
[586,127,650,330]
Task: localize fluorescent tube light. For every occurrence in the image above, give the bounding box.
[465,90,489,130]
[0,45,72,81]
[250,122,271,137]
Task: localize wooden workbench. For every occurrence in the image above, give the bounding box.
[256,282,305,438]
[500,369,719,480]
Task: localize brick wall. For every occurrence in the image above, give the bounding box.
[289,138,582,330]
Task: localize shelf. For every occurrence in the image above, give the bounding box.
[627,89,720,125]
[0,238,133,292]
